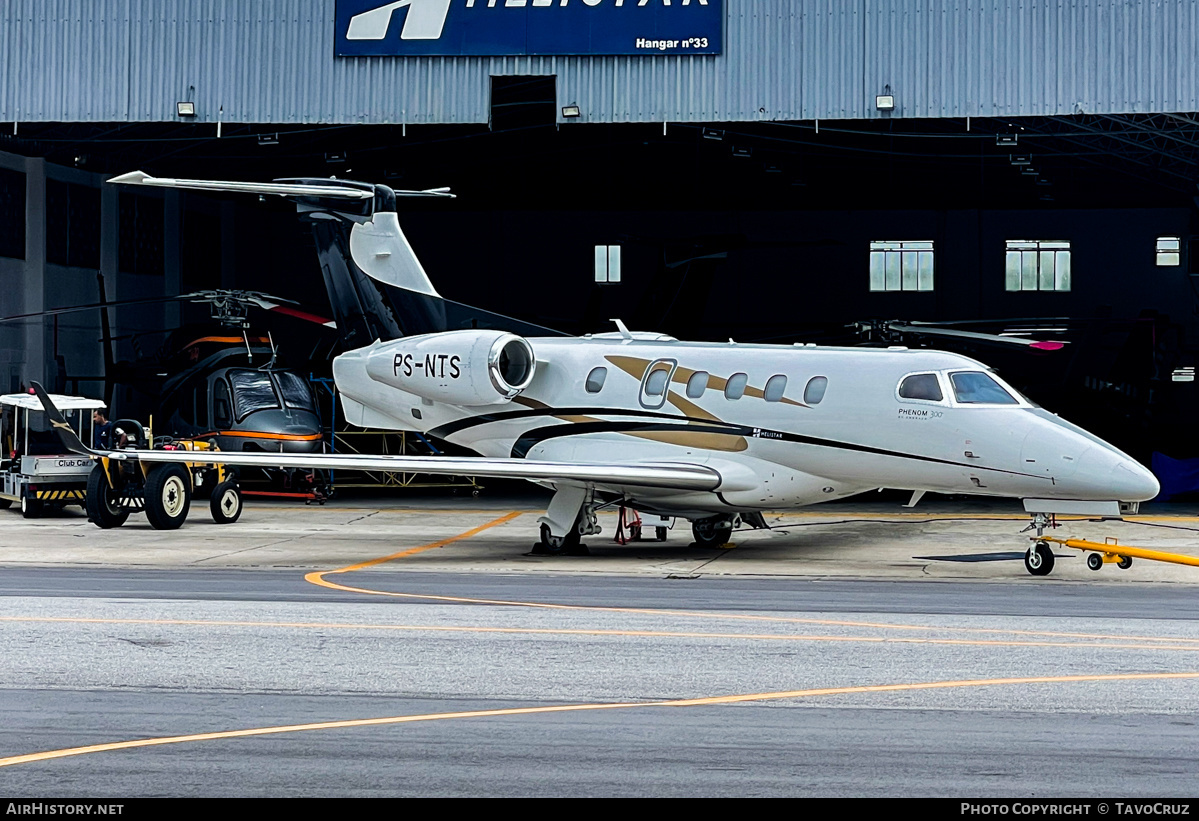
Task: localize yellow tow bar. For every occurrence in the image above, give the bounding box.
[1038,536,1199,571]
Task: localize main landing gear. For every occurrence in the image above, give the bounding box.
[692,515,736,548]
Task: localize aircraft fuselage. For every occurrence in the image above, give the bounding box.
[333,336,1160,517]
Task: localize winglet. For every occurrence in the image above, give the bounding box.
[30,382,96,457]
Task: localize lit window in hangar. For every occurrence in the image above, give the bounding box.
[1005,240,1070,292]
[1157,237,1181,267]
[595,245,621,283]
[869,241,933,292]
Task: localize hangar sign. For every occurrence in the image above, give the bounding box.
[334,0,723,57]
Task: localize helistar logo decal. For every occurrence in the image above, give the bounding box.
[335,0,723,57]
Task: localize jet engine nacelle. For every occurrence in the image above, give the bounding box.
[363,330,536,406]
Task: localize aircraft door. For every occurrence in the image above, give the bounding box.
[639,359,677,410]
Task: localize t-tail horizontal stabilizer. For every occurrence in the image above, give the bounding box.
[30,382,97,458]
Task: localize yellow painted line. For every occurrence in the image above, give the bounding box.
[308,511,522,578]
[5,615,1199,652]
[3,671,1197,769]
[308,575,1199,646]
[301,517,1199,646]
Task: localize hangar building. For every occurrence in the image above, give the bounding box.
[2,0,1198,464]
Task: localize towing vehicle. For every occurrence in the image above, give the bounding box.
[79,418,244,530]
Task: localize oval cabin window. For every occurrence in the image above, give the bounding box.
[764,375,787,402]
[725,373,748,400]
[804,376,828,405]
[585,367,607,393]
[686,371,709,398]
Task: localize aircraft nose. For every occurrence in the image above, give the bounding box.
[1073,448,1160,502]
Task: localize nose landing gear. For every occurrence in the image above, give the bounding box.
[1025,539,1055,576]
[1022,512,1058,576]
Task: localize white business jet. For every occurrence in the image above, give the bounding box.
[46,171,1160,576]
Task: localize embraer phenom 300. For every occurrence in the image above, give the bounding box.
[55,172,1159,576]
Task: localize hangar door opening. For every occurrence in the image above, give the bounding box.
[490,76,557,131]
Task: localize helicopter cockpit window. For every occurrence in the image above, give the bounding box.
[276,372,315,412]
[949,371,1019,405]
[228,370,279,420]
[214,379,232,429]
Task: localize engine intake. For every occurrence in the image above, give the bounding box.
[363,330,536,406]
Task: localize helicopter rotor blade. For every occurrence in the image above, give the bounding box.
[242,295,337,329]
[886,321,1067,351]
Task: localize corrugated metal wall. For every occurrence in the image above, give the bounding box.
[2,0,1196,125]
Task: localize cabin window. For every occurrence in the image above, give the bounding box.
[585,367,607,393]
[645,368,669,396]
[228,369,279,420]
[764,375,787,402]
[1005,240,1070,291]
[686,371,709,398]
[214,379,232,429]
[804,376,828,405]
[639,359,675,409]
[898,373,943,402]
[725,373,748,400]
[949,371,1018,405]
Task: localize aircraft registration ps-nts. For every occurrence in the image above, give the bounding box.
[65,170,1160,577]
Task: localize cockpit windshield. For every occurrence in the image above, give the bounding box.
[275,372,316,412]
[228,370,279,420]
[949,371,1019,405]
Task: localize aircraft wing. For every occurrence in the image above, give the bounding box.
[32,383,719,493]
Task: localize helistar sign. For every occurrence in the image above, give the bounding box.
[334,0,724,57]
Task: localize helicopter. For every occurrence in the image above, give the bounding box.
[1,286,333,488]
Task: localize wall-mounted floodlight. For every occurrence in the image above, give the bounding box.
[257,133,279,146]
[732,146,752,158]
[1021,167,1038,177]
[325,151,347,164]
[1010,154,1031,166]
[702,128,724,141]
[176,101,195,117]
[875,95,895,111]
[996,133,1018,146]
[561,104,580,118]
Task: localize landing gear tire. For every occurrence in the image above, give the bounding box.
[20,496,43,519]
[144,465,191,530]
[692,517,734,548]
[538,523,581,555]
[86,465,129,529]
[209,480,242,525]
[656,526,668,542]
[1086,552,1104,571]
[1024,541,1055,576]
[1117,556,1133,570]
[629,524,643,541]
